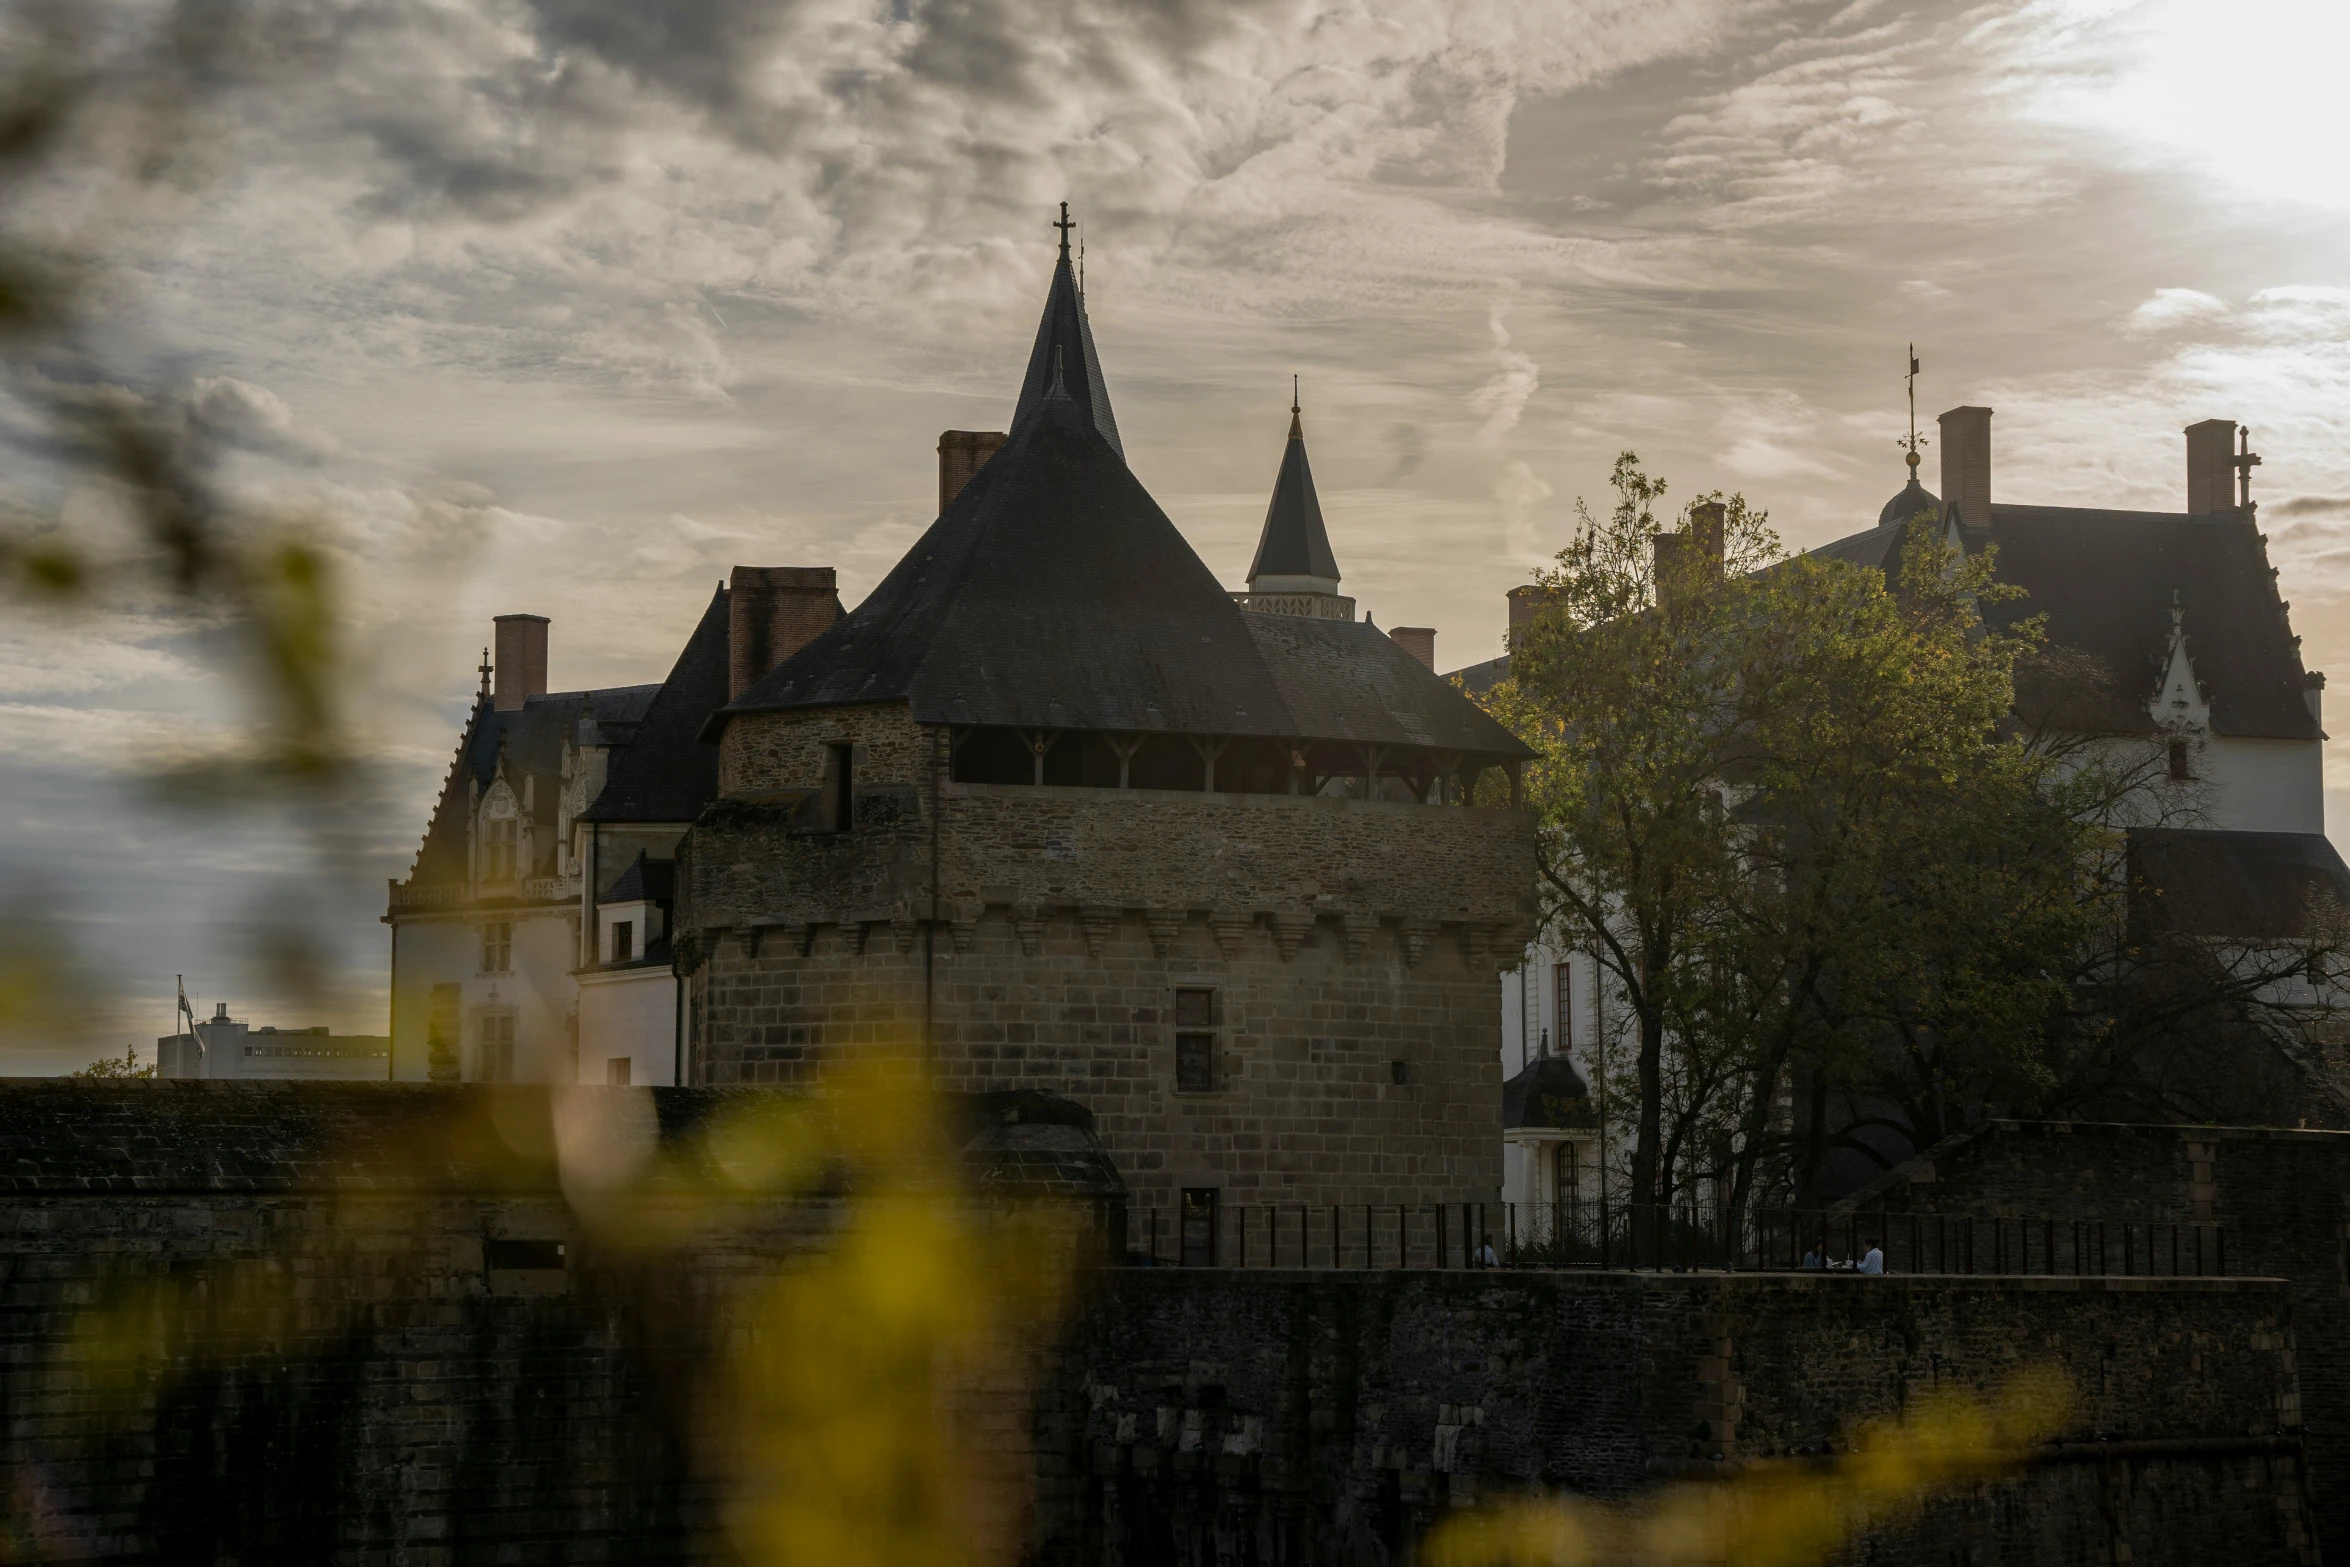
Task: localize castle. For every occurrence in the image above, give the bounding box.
[383,216,1534,1214]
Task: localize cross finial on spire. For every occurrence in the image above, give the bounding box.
[1054,202,1074,262]
[2233,425,2263,509]
[1287,375,1303,440]
[477,647,492,698]
[1292,375,1299,415]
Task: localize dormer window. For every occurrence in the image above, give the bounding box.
[612,921,634,963]
[483,816,518,881]
[2169,739,2193,781]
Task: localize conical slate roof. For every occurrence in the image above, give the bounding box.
[1011,239,1122,459]
[726,386,1294,734]
[1246,404,1340,586]
[718,236,1527,759]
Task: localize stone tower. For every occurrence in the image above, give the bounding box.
[675,221,1534,1211]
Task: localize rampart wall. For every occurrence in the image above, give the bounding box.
[1838,1118,2350,1554]
[0,1087,2323,1567]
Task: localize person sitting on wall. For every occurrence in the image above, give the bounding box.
[1477,1234,1498,1268]
[1860,1242,1885,1275]
[1802,1246,1823,1269]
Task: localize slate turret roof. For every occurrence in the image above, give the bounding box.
[1011,221,1121,460]
[720,227,1526,761]
[1876,474,1939,530]
[1246,401,1341,587]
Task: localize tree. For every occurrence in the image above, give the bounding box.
[1486,458,2082,1238]
[70,1045,154,1079]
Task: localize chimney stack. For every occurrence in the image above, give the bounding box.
[1688,500,1726,574]
[939,431,1008,513]
[2185,419,2239,514]
[1937,406,1992,527]
[492,614,549,712]
[1390,626,1436,669]
[728,567,843,702]
[1506,584,1564,643]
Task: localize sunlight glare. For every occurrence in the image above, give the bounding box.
[2083,0,2350,209]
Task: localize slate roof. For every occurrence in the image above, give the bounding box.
[1448,653,1512,698]
[1876,474,1939,530]
[721,255,1527,759]
[1012,245,1121,460]
[1502,1055,1595,1131]
[604,852,676,905]
[1244,613,1528,753]
[581,585,731,823]
[2128,828,2350,942]
[1809,503,2319,741]
[407,683,660,886]
[1246,406,1341,585]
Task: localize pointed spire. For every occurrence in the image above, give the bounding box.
[1011,204,1123,458]
[1245,382,1342,595]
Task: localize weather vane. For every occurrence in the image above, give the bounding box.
[1897,344,1927,476]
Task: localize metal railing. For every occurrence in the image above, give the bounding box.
[1119,1200,2230,1277]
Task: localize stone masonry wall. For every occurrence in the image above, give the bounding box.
[687,911,1506,1208]
[0,1085,2314,1567]
[682,703,1534,1208]
[1038,1270,2317,1566]
[1840,1119,2350,1556]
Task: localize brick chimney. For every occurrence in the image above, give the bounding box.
[2185,419,2239,514]
[1390,626,1436,668]
[1506,584,1563,642]
[1937,406,1992,527]
[728,567,843,701]
[939,431,1007,513]
[492,614,548,712]
[1688,500,1726,574]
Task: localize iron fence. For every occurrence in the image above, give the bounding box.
[1118,1199,2231,1277]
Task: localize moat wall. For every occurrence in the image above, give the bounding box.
[0,1086,2323,1565]
[1839,1119,2350,1553]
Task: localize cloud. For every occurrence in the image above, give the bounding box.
[2124,287,2228,335]
[1496,459,1555,564]
[1469,298,1540,448]
[188,377,340,464]
[2273,496,2350,519]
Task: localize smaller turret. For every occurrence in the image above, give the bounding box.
[1234,381,1355,622]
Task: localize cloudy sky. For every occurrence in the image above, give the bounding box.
[4,0,2347,1067]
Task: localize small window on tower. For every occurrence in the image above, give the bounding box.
[2169,739,2193,781]
[830,743,855,832]
[1173,987,1216,1092]
[612,921,633,963]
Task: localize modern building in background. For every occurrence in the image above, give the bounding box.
[157,1002,389,1080]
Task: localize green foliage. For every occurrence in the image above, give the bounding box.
[69,1047,153,1080]
[1483,454,2106,1212]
